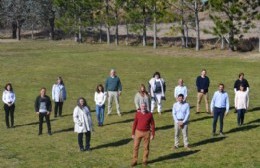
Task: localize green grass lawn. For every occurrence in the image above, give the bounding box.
[0,40,259,168]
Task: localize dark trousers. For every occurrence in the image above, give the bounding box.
[39,112,51,134]
[213,107,225,133]
[78,131,91,150]
[4,104,15,127]
[237,109,246,126]
[54,102,63,117]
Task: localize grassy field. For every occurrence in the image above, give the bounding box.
[0,40,259,168]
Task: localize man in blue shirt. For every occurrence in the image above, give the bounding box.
[172,94,190,149]
[105,69,122,116]
[210,83,229,137]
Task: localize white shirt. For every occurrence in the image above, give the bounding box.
[235,91,249,110]
[174,85,188,99]
[73,106,93,133]
[94,92,106,106]
[2,90,16,104]
[52,84,67,102]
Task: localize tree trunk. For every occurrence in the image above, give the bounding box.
[185,24,189,48]
[115,10,119,46]
[78,18,82,43]
[99,23,102,43]
[153,3,157,49]
[142,6,147,47]
[125,23,129,46]
[31,24,34,40]
[12,22,17,39]
[180,0,186,48]
[105,0,110,44]
[49,17,55,40]
[194,1,200,51]
[221,36,225,49]
[16,20,21,41]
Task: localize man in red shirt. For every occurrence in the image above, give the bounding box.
[131,103,155,167]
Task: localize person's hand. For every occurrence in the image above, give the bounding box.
[47,112,50,115]
[36,112,39,115]
[150,135,154,140]
[200,89,204,93]
[132,135,135,139]
[118,92,121,96]
[225,112,228,116]
[211,111,213,116]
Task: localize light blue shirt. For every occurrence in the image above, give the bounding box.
[210,91,229,113]
[174,85,188,99]
[172,102,190,124]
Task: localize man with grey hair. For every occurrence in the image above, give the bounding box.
[105,69,122,116]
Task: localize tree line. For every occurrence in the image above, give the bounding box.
[0,0,259,51]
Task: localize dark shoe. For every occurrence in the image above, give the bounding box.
[54,115,57,118]
[48,132,52,136]
[38,132,42,136]
[131,161,137,167]
[196,112,200,114]
[11,125,15,128]
[212,133,217,137]
[6,126,10,129]
[80,148,84,152]
[85,148,91,152]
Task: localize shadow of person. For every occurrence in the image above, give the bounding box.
[92,138,132,150]
[226,125,259,134]
[52,127,74,134]
[148,150,200,164]
[105,118,134,126]
[191,137,226,147]
[15,119,57,128]
[246,118,260,125]
[247,107,260,113]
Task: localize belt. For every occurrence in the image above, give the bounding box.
[177,119,184,121]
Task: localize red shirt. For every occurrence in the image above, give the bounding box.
[132,111,155,136]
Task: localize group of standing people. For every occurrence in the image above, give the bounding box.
[2,69,250,167]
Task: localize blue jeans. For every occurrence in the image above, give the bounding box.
[237,109,246,126]
[96,105,105,125]
[213,107,225,133]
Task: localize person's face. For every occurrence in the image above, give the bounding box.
[201,70,206,76]
[7,85,11,91]
[177,96,184,103]
[239,75,244,80]
[218,85,224,92]
[239,85,244,91]
[79,99,84,106]
[40,89,46,96]
[140,86,145,92]
[98,86,102,91]
[140,104,147,112]
[57,79,61,84]
[178,80,183,86]
[155,75,159,79]
[111,70,116,76]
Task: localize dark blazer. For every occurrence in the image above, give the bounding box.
[34,95,52,112]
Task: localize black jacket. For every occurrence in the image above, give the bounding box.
[34,95,52,112]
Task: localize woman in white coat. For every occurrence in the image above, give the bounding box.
[52,77,67,117]
[73,97,93,152]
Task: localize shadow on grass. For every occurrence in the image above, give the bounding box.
[53,127,74,134]
[59,113,72,117]
[156,124,174,131]
[247,118,260,125]
[148,150,200,164]
[190,116,212,123]
[247,107,260,113]
[226,125,259,134]
[105,118,134,126]
[15,119,57,128]
[92,138,132,150]
[191,137,226,147]
[122,109,136,115]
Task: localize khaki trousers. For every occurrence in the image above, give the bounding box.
[196,92,209,112]
[107,91,120,115]
[174,122,188,147]
[132,130,150,164]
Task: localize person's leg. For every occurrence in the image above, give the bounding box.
[237,109,242,126]
[100,105,105,125]
[132,130,143,165]
[174,122,180,147]
[156,93,162,113]
[4,104,10,128]
[107,91,113,115]
[204,93,209,113]
[96,105,100,125]
[58,102,63,116]
[219,109,225,133]
[150,98,156,113]
[39,113,44,135]
[196,92,203,113]
[10,104,15,127]
[85,131,91,150]
[212,108,220,134]
[182,124,189,147]
[114,92,121,115]
[78,133,84,150]
[241,109,246,125]
[54,102,58,117]
[45,113,52,134]
[142,131,150,164]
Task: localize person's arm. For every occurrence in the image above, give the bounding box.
[63,86,67,101]
[73,107,82,126]
[210,92,216,113]
[174,87,178,100]
[183,104,190,124]
[94,92,98,104]
[34,96,39,112]
[234,92,238,109]
[234,80,238,93]
[105,78,108,92]
[11,92,16,105]
[150,115,155,139]
[47,96,52,114]
[196,77,199,89]
[225,93,230,115]
[184,86,188,101]
[246,93,249,109]
[132,113,138,137]
[134,93,140,110]
[2,91,8,104]
[207,77,210,89]
[101,92,107,105]
[118,77,122,92]
[163,81,166,93]
[172,104,178,123]
[52,84,55,101]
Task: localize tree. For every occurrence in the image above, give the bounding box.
[208,0,259,51]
